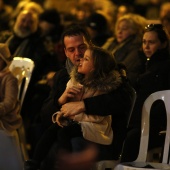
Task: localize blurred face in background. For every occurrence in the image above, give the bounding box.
[142,31,164,58]
[115,19,135,43]
[14,10,38,38]
[160,2,170,19]
[116,5,128,20]
[39,21,55,36]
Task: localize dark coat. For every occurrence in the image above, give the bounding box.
[130,49,170,130]
[0,71,22,131]
[121,49,170,162]
[128,49,170,152]
[107,35,144,86]
[83,79,134,159]
[4,31,61,118]
[0,29,61,94]
[92,33,111,47]
[40,67,69,128]
[5,31,59,84]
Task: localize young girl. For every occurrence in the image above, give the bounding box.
[54,45,122,149]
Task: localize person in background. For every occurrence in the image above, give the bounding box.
[159,1,170,20]
[0,43,22,135]
[0,43,22,170]
[38,8,65,68]
[9,1,44,29]
[70,2,94,25]
[116,3,134,20]
[23,1,44,15]
[57,144,98,170]
[0,0,13,31]
[0,43,23,170]
[27,9,64,153]
[0,9,60,155]
[144,0,162,20]
[121,23,170,162]
[85,12,112,47]
[160,12,170,36]
[103,13,147,86]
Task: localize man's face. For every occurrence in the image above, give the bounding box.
[64,34,88,66]
[14,11,38,38]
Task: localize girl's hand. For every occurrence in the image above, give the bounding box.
[56,112,64,127]
[61,101,85,117]
[58,85,83,105]
[52,111,74,127]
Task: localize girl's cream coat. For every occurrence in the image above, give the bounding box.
[67,69,122,145]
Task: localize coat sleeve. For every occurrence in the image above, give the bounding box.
[40,69,69,128]
[0,75,18,116]
[74,112,104,122]
[83,82,133,117]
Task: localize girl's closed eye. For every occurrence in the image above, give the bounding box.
[84,57,89,61]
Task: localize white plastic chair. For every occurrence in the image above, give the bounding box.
[9,57,35,106]
[114,90,170,170]
[9,57,35,161]
[93,87,137,170]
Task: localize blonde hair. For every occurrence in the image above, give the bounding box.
[23,2,44,15]
[115,13,147,39]
[14,10,39,38]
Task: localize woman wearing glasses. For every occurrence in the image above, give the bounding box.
[121,24,170,162]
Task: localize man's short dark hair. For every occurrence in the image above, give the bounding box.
[61,23,91,47]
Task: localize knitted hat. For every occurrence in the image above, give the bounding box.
[86,13,107,32]
[0,43,12,66]
[39,9,61,27]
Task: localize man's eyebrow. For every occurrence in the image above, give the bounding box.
[67,47,74,49]
[67,44,86,49]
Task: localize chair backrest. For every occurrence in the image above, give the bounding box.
[126,86,137,128]
[9,57,35,107]
[136,90,170,164]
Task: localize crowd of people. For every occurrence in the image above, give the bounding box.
[0,0,170,170]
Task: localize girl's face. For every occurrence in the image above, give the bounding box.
[0,57,6,71]
[78,49,94,75]
[142,31,164,58]
[116,20,135,43]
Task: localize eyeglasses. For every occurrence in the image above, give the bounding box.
[145,24,164,31]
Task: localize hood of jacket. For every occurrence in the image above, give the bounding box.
[70,67,122,92]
